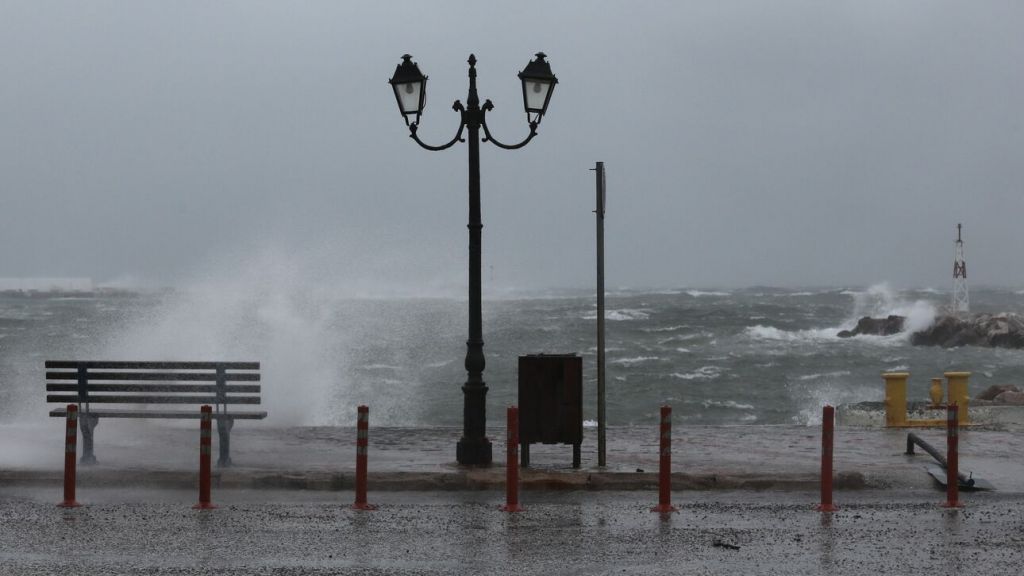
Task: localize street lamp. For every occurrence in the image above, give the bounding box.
[388,53,557,465]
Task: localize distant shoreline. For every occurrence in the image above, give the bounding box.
[0,288,165,298]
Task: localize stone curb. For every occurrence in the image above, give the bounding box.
[0,469,872,492]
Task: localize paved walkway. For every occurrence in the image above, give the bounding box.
[2,420,1023,493]
[3,488,1024,575]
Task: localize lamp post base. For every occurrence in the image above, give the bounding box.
[457,436,492,466]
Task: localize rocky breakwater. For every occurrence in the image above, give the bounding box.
[910,313,1024,348]
[977,384,1024,406]
[837,312,1024,349]
[837,315,905,338]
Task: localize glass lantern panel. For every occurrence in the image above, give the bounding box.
[523,79,552,112]
[395,81,424,114]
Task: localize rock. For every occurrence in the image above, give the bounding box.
[836,312,1024,348]
[976,384,1021,401]
[911,313,1024,349]
[837,315,906,338]
[993,390,1024,405]
[910,315,977,347]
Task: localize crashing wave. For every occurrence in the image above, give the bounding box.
[744,325,839,342]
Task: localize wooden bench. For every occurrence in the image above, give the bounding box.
[46,361,266,467]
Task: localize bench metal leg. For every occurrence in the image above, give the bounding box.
[520,442,530,468]
[217,417,234,467]
[79,414,98,465]
[572,443,581,469]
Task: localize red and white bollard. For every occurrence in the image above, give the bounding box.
[193,405,216,510]
[816,405,838,512]
[651,405,678,513]
[353,405,377,510]
[57,404,81,508]
[500,405,523,512]
[942,403,964,508]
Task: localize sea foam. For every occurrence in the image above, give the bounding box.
[582,309,651,321]
[611,356,660,366]
[671,366,723,380]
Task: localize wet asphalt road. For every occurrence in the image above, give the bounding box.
[2,488,1023,575]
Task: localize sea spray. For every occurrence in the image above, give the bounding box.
[100,247,347,425]
[789,380,880,426]
[846,282,936,333]
[748,282,936,342]
[848,282,902,321]
[902,300,937,334]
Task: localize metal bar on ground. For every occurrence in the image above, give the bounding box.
[57,404,81,508]
[500,405,523,512]
[906,432,975,487]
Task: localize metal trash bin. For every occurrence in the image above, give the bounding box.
[517,354,583,468]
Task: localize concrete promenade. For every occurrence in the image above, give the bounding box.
[3,488,1024,575]
[2,421,1023,494]
[3,422,1024,575]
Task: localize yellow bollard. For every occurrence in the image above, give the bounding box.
[929,378,944,407]
[882,372,909,427]
[944,372,971,425]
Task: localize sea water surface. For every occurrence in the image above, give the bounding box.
[2,284,1023,428]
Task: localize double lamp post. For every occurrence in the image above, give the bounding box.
[388,53,557,465]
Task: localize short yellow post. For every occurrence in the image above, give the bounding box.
[883,372,909,427]
[929,378,944,407]
[944,371,971,425]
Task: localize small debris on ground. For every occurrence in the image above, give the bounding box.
[712,539,740,551]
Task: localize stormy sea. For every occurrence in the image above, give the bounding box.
[2,283,1023,428]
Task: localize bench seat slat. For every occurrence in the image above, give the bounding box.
[47,395,261,404]
[46,384,261,393]
[45,361,259,370]
[49,408,267,419]
[46,371,260,382]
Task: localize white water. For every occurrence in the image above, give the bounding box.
[101,247,350,425]
[744,282,937,344]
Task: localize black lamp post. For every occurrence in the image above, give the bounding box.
[389,53,557,465]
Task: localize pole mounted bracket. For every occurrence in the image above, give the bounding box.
[480,100,538,150]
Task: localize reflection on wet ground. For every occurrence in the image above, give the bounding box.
[2,489,1022,575]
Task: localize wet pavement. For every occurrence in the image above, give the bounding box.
[2,421,1024,493]
[3,421,1024,574]
[1,487,1023,575]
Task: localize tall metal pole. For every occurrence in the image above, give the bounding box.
[457,55,492,465]
[396,53,552,466]
[594,162,607,467]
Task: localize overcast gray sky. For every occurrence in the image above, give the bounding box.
[1,1,1021,292]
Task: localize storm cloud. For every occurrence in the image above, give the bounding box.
[1,1,1021,291]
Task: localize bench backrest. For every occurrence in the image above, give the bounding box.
[46,361,261,412]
